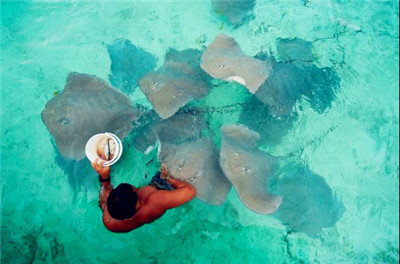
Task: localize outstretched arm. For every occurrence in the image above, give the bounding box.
[91,159,113,211]
[104,164,196,232]
[163,177,196,208]
[155,163,196,210]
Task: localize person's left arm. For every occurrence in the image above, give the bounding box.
[91,159,113,211]
[154,163,196,210]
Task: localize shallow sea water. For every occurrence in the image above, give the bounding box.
[1,0,399,263]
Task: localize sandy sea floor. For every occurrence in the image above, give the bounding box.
[1,0,399,263]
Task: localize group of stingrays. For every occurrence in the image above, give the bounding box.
[42,34,344,236]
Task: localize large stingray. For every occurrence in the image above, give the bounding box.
[108,38,157,94]
[275,38,340,113]
[201,35,272,94]
[154,108,207,144]
[219,124,282,214]
[238,96,297,146]
[277,38,314,65]
[301,65,340,114]
[42,72,141,160]
[252,48,340,116]
[139,48,210,119]
[255,62,305,116]
[211,0,255,26]
[270,163,345,237]
[132,107,208,153]
[158,138,231,205]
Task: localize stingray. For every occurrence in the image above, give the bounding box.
[131,110,161,153]
[132,107,208,153]
[238,96,298,146]
[108,38,157,94]
[270,163,345,237]
[255,62,305,116]
[201,35,272,94]
[253,49,340,115]
[256,64,340,115]
[211,0,255,26]
[139,48,211,119]
[275,38,340,113]
[158,138,231,205]
[153,108,208,144]
[41,72,141,160]
[277,38,314,65]
[165,48,203,69]
[219,124,283,214]
[300,65,340,114]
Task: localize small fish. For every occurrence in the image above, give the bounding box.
[146,158,155,166]
[336,18,362,32]
[104,138,111,160]
[301,0,310,7]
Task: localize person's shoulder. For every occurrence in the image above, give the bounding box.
[147,188,169,199]
[137,193,169,219]
[145,191,170,211]
[102,210,133,233]
[146,186,195,210]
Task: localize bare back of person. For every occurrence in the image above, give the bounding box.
[103,185,166,232]
[92,160,196,233]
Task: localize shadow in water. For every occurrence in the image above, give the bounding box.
[54,145,96,196]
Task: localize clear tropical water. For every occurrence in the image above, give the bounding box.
[1,0,398,263]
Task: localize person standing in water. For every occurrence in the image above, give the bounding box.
[91,160,196,232]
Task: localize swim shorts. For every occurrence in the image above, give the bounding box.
[149,172,174,190]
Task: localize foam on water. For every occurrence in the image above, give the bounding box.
[1,0,398,263]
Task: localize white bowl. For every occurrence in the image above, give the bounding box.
[85,132,123,166]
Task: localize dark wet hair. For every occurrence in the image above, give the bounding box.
[107,183,138,220]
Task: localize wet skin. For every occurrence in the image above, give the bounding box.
[92,160,196,232]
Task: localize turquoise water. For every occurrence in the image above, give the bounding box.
[1,0,398,263]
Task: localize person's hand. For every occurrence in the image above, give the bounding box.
[91,158,110,179]
[160,163,170,180]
